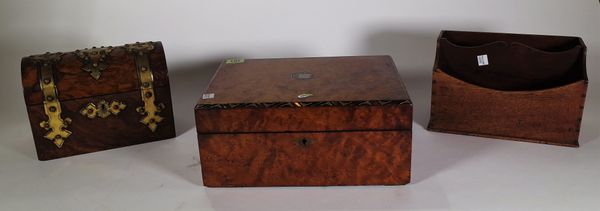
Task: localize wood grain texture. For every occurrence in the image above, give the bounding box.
[22,42,169,105]
[197,56,410,105]
[196,56,413,186]
[429,31,588,147]
[196,104,412,133]
[428,69,587,147]
[198,131,411,187]
[26,87,176,160]
[22,42,175,160]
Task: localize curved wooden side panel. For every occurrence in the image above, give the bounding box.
[198,130,411,187]
[428,69,587,147]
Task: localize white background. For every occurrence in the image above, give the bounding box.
[1,0,599,210]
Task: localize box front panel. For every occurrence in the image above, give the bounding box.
[27,87,175,160]
[198,130,411,187]
[428,70,587,147]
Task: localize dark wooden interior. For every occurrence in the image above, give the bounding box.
[436,30,586,91]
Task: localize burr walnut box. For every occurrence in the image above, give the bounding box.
[22,42,176,160]
[428,31,588,147]
[195,56,413,187]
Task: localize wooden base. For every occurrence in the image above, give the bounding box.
[427,127,579,148]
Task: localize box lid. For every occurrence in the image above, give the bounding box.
[21,42,170,106]
[195,56,412,133]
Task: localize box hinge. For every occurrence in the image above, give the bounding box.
[126,42,166,132]
[32,53,72,148]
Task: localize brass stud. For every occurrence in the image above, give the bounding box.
[92,63,98,67]
[43,79,51,84]
[55,135,62,139]
[87,109,94,114]
[145,91,153,98]
[49,106,57,112]
[141,66,147,71]
[46,96,54,101]
[149,118,155,123]
[142,82,150,88]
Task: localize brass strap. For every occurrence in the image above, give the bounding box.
[128,42,165,132]
[36,53,72,148]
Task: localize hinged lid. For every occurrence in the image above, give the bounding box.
[21,42,170,106]
[195,56,413,133]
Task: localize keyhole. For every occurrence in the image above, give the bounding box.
[299,138,311,147]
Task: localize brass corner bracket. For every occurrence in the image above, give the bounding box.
[125,42,155,55]
[76,46,114,80]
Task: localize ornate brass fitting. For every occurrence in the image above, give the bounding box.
[126,42,166,132]
[76,46,113,80]
[31,52,72,148]
[80,100,126,119]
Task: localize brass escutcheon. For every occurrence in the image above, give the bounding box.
[80,100,126,119]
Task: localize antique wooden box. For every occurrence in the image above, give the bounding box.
[428,31,588,147]
[22,42,176,160]
[195,56,412,187]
